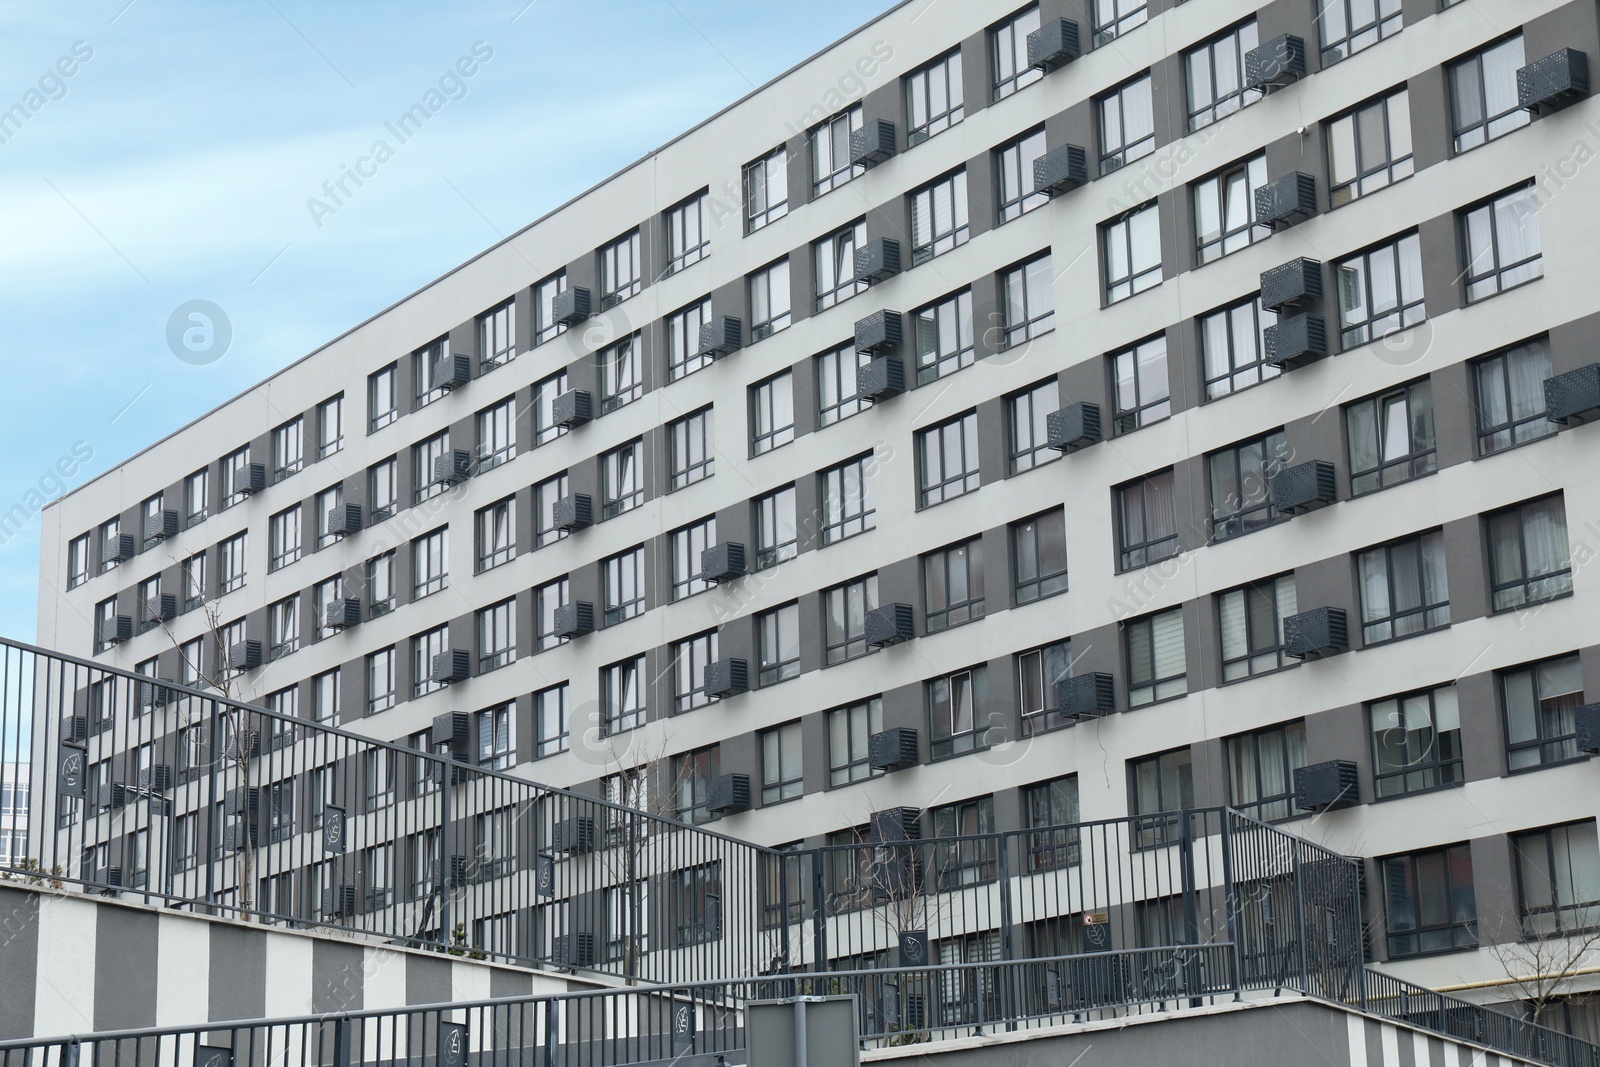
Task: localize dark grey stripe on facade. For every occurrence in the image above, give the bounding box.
[208,924,268,1023]
[490,967,533,998]
[0,887,40,1039]
[311,939,365,1013]
[1365,1018,1385,1067]
[405,955,452,1005]
[94,903,157,1031]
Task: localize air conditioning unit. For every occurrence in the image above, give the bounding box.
[855,239,901,283]
[228,640,262,672]
[697,316,743,357]
[553,932,597,968]
[1545,364,1600,425]
[100,866,125,889]
[137,680,172,708]
[868,727,918,771]
[64,715,88,742]
[1283,607,1349,659]
[429,649,470,685]
[706,773,751,815]
[1259,258,1323,314]
[99,615,132,646]
[325,597,362,631]
[1294,760,1358,813]
[433,354,471,392]
[1576,704,1600,754]
[551,286,592,326]
[552,389,593,428]
[1245,33,1307,93]
[146,594,177,623]
[1272,460,1337,516]
[849,119,896,167]
[225,787,260,851]
[433,450,474,486]
[1033,145,1088,196]
[704,659,749,698]
[700,542,746,584]
[364,887,392,912]
[553,601,595,639]
[1027,17,1081,71]
[140,765,173,792]
[856,355,905,402]
[237,464,267,497]
[870,807,921,844]
[432,710,470,748]
[553,494,593,532]
[436,855,471,888]
[1519,49,1589,114]
[321,885,358,918]
[145,510,179,542]
[864,604,914,647]
[327,504,363,536]
[103,534,136,566]
[1256,173,1317,228]
[855,310,903,354]
[1264,314,1327,370]
[449,751,476,786]
[553,817,596,854]
[108,782,133,809]
[1058,673,1116,719]
[1046,402,1102,453]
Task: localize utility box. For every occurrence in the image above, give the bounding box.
[747,996,862,1067]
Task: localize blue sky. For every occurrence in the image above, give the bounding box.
[0,0,882,643]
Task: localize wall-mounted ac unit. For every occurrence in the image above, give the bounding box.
[327,504,363,536]
[856,356,906,402]
[1034,145,1088,196]
[103,534,136,566]
[228,640,262,672]
[99,615,132,646]
[552,389,593,428]
[145,510,179,542]
[1058,673,1116,719]
[1259,258,1323,314]
[429,649,470,685]
[870,807,921,843]
[553,494,593,532]
[1294,760,1358,812]
[704,659,749,698]
[1272,460,1337,516]
[1255,173,1317,228]
[145,594,177,623]
[849,119,897,167]
[1027,18,1080,71]
[855,310,903,354]
[1283,607,1349,659]
[433,450,474,486]
[326,597,363,631]
[855,239,901,283]
[554,602,595,639]
[552,287,592,326]
[1519,49,1589,114]
[1245,34,1306,93]
[698,316,743,358]
[864,604,914,647]
[433,354,471,392]
[321,885,358,918]
[701,542,746,584]
[1576,704,1600,754]
[707,773,751,814]
[1545,364,1600,425]
[1047,402,1102,453]
[553,817,596,854]
[1264,314,1326,370]
[432,711,470,748]
[868,727,918,771]
[552,932,597,968]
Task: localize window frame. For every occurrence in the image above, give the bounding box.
[1461,183,1543,303]
[1357,529,1451,645]
[905,49,964,146]
[916,411,981,508]
[1486,495,1573,613]
[1371,684,1463,798]
[1125,607,1187,708]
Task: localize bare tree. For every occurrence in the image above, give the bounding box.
[1485,906,1600,1028]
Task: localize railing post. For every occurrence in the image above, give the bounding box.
[1292,847,1310,997]
[331,1016,350,1067]
[996,834,1017,1032]
[1218,811,1242,1002]
[543,998,559,1067]
[810,848,828,972]
[1178,809,1202,1008]
[437,765,453,951]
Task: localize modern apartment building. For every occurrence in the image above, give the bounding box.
[35,0,1600,1029]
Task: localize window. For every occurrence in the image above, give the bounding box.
[821,454,876,544]
[1488,495,1572,612]
[412,338,450,408]
[828,698,883,785]
[1381,845,1477,957]
[599,229,641,308]
[412,626,449,697]
[1186,20,1258,130]
[1099,74,1154,171]
[1219,575,1297,681]
[1202,297,1279,401]
[97,517,123,575]
[479,704,514,769]
[604,547,645,624]
[1094,0,1146,42]
[268,507,300,571]
[674,631,718,713]
[743,146,789,233]
[814,220,866,311]
[313,486,343,550]
[911,170,969,263]
[1321,0,1400,64]
[1117,469,1177,570]
[924,538,985,632]
[476,497,515,572]
[600,336,643,412]
[221,447,253,509]
[534,577,568,653]
[179,638,203,685]
[268,596,299,660]
[1001,254,1054,349]
[824,574,878,665]
[476,299,516,370]
[1025,776,1080,870]
[477,397,516,470]
[674,747,720,825]
[1018,641,1073,735]
[1372,685,1462,797]
[1131,747,1193,848]
[755,485,797,568]
[1475,338,1556,455]
[1451,36,1528,152]
[412,432,449,504]
[1463,185,1542,301]
[313,576,342,640]
[67,534,90,588]
[412,528,448,598]
[671,860,722,944]
[991,5,1042,100]
[811,104,864,195]
[1502,654,1584,770]
[1194,154,1268,264]
[1111,335,1170,433]
[749,372,794,456]
[669,407,715,489]
[1103,203,1162,303]
[914,289,975,385]
[533,270,568,346]
[367,647,396,713]
[1010,510,1068,606]
[185,468,209,524]
[1328,90,1413,207]
[368,458,397,522]
[917,411,980,507]
[366,551,396,616]
[671,517,715,600]
[932,797,997,889]
[1514,822,1600,936]
[533,472,569,548]
[478,599,516,672]
[995,129,1047,223]
[817,345,871,427]
[601,439,644,519]
[761,722,803,804]
[1226,721,1306,822]
[531,370,568,447]
[535,686,568,759]
[906,49,963,146]
[929,666,987,759]
[313,669,340,724]
[758,603,800,686]
[219,533,247,593]
[368,364,398,431]
[748,259,791,341]
[93,597,118,653]
[602,655,647,735]
[1125,607,1186,707]
[1209,429,1289,541]
[1358,531,1450,643]
[272,417,304,480]
[666,298,711,381]
[1008,380,1060,475]
[665,190,709,275]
